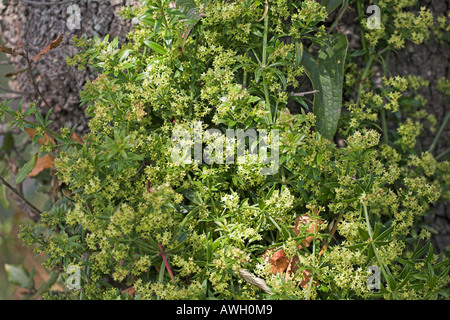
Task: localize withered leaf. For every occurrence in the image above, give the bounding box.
[0,44,20,56]
[4,68,27,78]
[25,128,55,146]
[293,214,323,249]
[258,0,269,21]
[71,132,84,144]
[263,249,290,274]
[31,34,63,61]
[27,154,55,178]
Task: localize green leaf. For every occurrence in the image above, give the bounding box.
[144,41,167,55]
[358,227,369,241]
[15,153,38,185]
[385,270,397,292]
[0,183,9,209]
[4,264,34,289]
[271,67,287,90]
[412,241,432,260]
[398,97,423,107]
[350,49,367,58]
[302,33,348,140]
[118,49,134,62]
[295,40,303,67]
[320,0,345,13]
[1,133,14,154]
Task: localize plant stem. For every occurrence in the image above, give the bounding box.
[355,55,375,108]
[428,111,449,154]
[363,204,398,299]
[0,175,42,221]
[22,118,62,141]
[318,212,342,258]
[158,243,176,284]
[305,237,316,300]
[327,0,349,35]
[262,1,269,68]
[23,53,51,110]
[261,4,274,123]
[380,108,389,144]
[356,0,368,63]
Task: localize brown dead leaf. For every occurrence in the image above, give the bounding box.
[32,34,63,61]
[0,44,20,56]
[258,0,269,21]
[4,68,27,77]
[298,269,319,289]
[293,213,323,250]
[25,127,55,145]
[27,154,55,178]
[263,249,290,274]
[121,286,136,297]
[261,209,324,291]
[71,132,84,144]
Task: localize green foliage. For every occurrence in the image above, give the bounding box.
[2,0,449,300]
[302,33,348,140]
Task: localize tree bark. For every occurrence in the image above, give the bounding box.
[0,0,137,134]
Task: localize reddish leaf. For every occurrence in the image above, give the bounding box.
[27,154,55,178]
[25,128,55,146]
[121,286,136,296]
[31,34,63,61]
[71,132,84,144]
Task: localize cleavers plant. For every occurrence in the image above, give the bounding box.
[1,0,449,299]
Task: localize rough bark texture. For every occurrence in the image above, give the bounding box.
[0,0,137,134]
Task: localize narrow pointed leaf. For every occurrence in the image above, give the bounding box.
[16,153,38,184]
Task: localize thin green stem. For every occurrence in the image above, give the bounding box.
[356,0,368,63]
[327,0,349,35]
[363,204,398,299]
[305,237,316,300]
[0,175,42,221]
[22,119,62,141]
[428,111,450,154]
[355,55,375,108]
[262,2,269,68]
[243,51,248,87]
[261,4,273,123]
[435,148,450,160]
[380,108,389,144]
[380,47,390,144]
